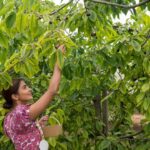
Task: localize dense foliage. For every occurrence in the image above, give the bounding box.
[0,0,150,149]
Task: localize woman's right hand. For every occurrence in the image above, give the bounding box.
[38,115,49,128]
[56,44,65,54]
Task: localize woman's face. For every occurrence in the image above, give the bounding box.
[17,80,33,101]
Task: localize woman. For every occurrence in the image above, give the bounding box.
[2,45,65,150]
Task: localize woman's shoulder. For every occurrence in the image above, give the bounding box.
[4,104,30,118]
[4,104,32,122]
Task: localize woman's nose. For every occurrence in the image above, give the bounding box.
[28,87,32,93]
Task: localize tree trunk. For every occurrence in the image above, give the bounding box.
[102,91,108,136]
[93,95,101,120]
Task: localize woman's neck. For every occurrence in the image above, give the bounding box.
[11,101,27,110]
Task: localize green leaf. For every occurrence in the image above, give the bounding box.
[57,143,67,150]
[29,14,38,39]
[48,138,56,147]
[49,51,56,69]
[41,80,47,87]
[83,130,89,139]
[63,64,73,80]
[57,50,64,70]
[98,140,111,150]
[6,12,16,28]
[143,98,150,111]
[0,31,8,48]
[88,10,97,22]
[141,83,150,92]
[143,57,150,75]
[136,92,145,104]
[131,40,141,52]
[4,52,20,71]
[16,12,27,32]
[0,2,14,16]
[24,61,33,78]
[1,72,12,90]
[14,63,21,73]
[23,0,35,10]
[3,72,12,85]
[120,84,126,94]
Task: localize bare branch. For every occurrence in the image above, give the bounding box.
[49,0,73,15]
[91,0,150,9]
[101,91,113,103]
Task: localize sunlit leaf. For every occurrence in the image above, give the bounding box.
[6,12,16,28]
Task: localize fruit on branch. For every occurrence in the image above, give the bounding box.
[49,21,53,24]
[86,13,90,16]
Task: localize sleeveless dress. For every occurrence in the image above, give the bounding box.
[3,104,42,150]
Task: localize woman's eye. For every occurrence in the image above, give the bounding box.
[23,85,27,89]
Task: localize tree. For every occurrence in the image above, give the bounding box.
[0,0,150,149]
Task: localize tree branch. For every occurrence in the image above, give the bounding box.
[102,91,109,136]
[101,91,113,103]
[120,130,143,139]
[93,95,102,120]
[49,0,73,15]
[141,29,150,48]
[91,0,150,9]
[120,137,150,142]
[57,0,80,27]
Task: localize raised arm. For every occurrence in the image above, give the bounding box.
[29,45,65,120]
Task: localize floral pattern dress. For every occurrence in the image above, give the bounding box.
[3,104,42,150]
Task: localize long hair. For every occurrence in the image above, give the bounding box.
[2,78,24,109]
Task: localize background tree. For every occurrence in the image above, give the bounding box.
[0,0,150,149]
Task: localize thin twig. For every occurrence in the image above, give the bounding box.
[57,0,80,28]
[49,0,73,15]
[101,91,114,103]
[120,130,143,139]
[83,0,88,13]
[92,0,150,9]
[120,138,150,142]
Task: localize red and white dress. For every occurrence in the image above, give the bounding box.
[3,104,42,150]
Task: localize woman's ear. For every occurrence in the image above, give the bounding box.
[11,94,19,101]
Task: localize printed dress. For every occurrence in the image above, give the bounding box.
[3,104,42,150]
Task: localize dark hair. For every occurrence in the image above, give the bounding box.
[2,78,24,109]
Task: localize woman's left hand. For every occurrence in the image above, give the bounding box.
[38,115,49,128]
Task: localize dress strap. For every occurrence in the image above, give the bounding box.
[36,121,44,139]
